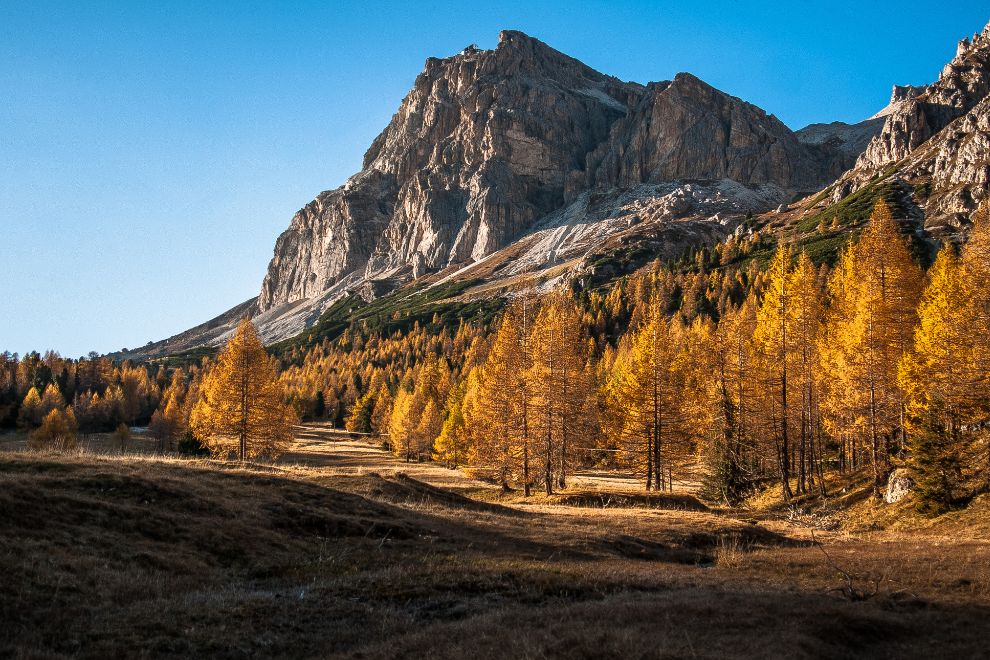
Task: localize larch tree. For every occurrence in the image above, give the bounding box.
[190,318,296,461]
[961,200,990,483]
[528,291,595,494]
[612,297,687,491]
[820,201,922,492]
[703,295,758,503]
[388,382,417,461]
[900,248,976,507]
[369,383,393,437]
[788,251,825,495]
[17,387,43,428]
[29,407,78,452]
[754,244,795,502]
[433,375,474,468]
[473,296,535,493]
[40,383,64,412]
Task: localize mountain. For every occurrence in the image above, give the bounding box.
[122,25,990,359]
[828,23,990,234]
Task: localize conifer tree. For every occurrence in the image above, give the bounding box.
[190,319,295,461]
[369,384,393,437]
[820,201,922,492]
[388,384,416,460]
[39,383,64,419]
[702,297,758,503]
[17,387,43,428]
[28,407,78,452]
[434,379,471,467]
[961,200,990,483]
[754,245,795,501]
[473,297,535,493]
[528,291,594,494]
[900,248,976,507]
[612,297,687,491]
[789,252,825,495]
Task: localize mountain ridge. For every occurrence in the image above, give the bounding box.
[115,23,990,360]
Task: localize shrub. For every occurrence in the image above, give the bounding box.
[29,408,78,452]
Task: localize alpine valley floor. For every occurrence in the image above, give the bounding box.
[2,424,989,659]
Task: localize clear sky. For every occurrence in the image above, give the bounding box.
[2,1,988,358]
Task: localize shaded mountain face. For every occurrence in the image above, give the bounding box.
[256,31,865,317]
[587,73,863,192]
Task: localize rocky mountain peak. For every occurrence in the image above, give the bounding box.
[138,29,898,357]
[856,20,990,172]
[871,84,928,120]
[253,30,888,336]
[820,19,990,234]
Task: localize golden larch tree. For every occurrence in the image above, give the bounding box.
[472,296,535,493]
[819,201,922,491]
[528,291,595,494]
[611,298,688,491]
[754,244,795,501]
[190,319,295,461]
[900,249,978,445]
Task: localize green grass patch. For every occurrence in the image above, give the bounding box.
[271,278,503,355]
[794,177,905,234]
[795,230,858,266]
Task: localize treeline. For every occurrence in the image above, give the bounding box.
[0,352,161,431]
[0,351,205,453]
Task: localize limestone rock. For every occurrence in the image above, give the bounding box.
[586,73,856,193]
[855,21,990,173]
[258,31,643,313]
[257,31,869,319]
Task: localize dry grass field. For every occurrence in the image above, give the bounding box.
[2,425,989,658]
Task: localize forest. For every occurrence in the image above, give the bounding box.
[4,200,990,514]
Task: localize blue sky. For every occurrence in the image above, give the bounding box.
[2,1,987,357]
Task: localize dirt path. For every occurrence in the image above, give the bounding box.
[279,423,492,493]
[281,422,707,502]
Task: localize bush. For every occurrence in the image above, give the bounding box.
[29,408,78,452]
[112,423,131,451]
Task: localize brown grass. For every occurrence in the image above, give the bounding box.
[2,436,989,658]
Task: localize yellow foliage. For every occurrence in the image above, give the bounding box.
[190,319,295,461]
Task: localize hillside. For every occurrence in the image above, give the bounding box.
[3,441,990,658]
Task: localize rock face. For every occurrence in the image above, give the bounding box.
[257,31,862,317]
[856,24,990,173]
[836,19,990,233]
[258,31,644,312]
[795,118,886,176]
[587,73,862,192]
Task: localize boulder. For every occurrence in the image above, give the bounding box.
[885,468,915,504]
